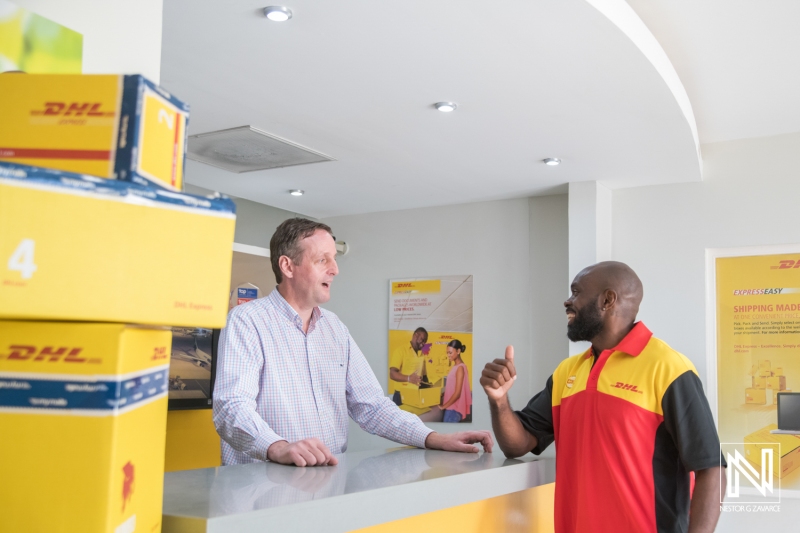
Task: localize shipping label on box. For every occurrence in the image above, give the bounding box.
[0,321,172,533]
[745,388,766,404]
[0,74,189,190]
[0,162,236,327]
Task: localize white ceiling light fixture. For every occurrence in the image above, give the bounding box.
[434,102,458,113]
[289,189,304,196]
[264,6,292,22]
[543,158,561,166]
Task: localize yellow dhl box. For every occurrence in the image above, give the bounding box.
[399,384,443,409]
[0,321,172,533]
[0,74,189,191]
[745,388,766,404]
[752,376,767,389]
[744,425,800,479]
[766,376,787,390]
[0,162,235,327]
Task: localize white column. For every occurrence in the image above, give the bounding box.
[567,181,612,354]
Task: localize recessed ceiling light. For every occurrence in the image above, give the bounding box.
[543,158,561,166]
[434,102,457,113]
[289,189,304,196]
[264,6,292,22]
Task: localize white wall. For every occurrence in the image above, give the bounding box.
[613,132,800,529]
[13,0,163,82]
[185,183,307,249]
[529,195,570,394]
[613,132,800,383]
[322,197,570,452]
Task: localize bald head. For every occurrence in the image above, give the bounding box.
[575,261,643,321]
[565,262,643,344]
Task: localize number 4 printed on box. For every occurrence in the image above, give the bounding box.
[8,239,37,279]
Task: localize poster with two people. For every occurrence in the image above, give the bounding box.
[388,276,473,423]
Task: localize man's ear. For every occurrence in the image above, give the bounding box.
[278,255,294,280]
[603,289,618,310]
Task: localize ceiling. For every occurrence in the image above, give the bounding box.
[625,0,800,144]
[160,0,793,218]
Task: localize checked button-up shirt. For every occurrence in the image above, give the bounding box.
[213,288,433,465]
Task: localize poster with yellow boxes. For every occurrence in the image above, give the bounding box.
[388,276,473,423]
[716,252,800,486]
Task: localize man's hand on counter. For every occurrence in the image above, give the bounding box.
[267,438,339,467]
[424,431,494,453]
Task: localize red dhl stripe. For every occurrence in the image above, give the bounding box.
[0,148,111,160]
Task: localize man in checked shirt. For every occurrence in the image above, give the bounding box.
[214,218,493,466]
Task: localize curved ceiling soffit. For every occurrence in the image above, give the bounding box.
[585,0,702,178]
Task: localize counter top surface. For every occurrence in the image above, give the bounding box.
[162,447,554,533]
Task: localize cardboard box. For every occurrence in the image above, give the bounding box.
[0,74,189,190]
[766,376,787,390]
[744,425,800,479]
[399,384,443,409]
[0,162,235,327]
[775,368,784,377]
[753,376,767,389]
[745,388,766,404]
[0,321,172,532]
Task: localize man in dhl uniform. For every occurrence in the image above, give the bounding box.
[389,327,429,405]
[481,261,726,533]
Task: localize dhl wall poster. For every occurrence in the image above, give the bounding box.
[388,276,473,423]
[714,249,800,491]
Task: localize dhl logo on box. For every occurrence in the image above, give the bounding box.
[0,321,172,533]
[0,74,189,191]
[0,162,236,327]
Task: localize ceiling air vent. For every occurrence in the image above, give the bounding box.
[186,125,335,173]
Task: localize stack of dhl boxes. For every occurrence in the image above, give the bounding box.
[746,360,791,405]
[0,75,236,533]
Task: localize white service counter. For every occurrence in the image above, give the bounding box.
[162,447,555,533]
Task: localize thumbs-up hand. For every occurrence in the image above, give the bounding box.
[480,346,517,401]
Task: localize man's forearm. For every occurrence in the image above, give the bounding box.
[489,396,537,458]
[689,467,724,533]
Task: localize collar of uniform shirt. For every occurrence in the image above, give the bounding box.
[585,321,653,359]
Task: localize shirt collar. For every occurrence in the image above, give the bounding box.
[584,321,652,359]
[268,287,322,330]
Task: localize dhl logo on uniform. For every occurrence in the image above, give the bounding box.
[612,381,643,394]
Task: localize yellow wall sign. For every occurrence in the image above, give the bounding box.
[715,251,800,487]
[389,276,473,423]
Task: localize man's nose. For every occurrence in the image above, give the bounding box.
[330,258,339,276]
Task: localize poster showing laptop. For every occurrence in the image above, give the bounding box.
[772,392,800,434]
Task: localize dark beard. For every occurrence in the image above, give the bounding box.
[567,302,604,342]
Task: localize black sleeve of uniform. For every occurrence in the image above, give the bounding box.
[514,376,555,455]
[662,370,727,471]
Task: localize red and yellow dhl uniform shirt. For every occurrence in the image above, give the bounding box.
[516,322,725,533]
